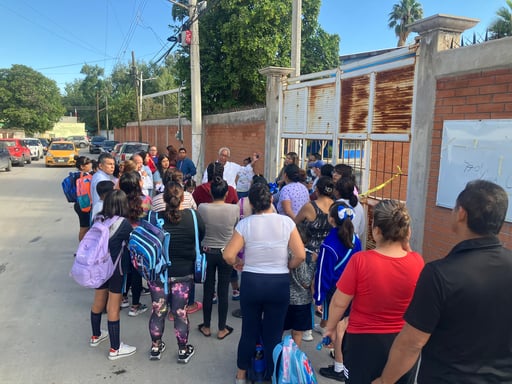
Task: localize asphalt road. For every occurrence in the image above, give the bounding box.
[0,153,334,384]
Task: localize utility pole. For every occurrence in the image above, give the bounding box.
[96,90,101,135]
[189,0,203,181]
[291,0,302,78]
[105,94,109,139]
[132,51,142,142]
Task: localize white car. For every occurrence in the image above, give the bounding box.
[23,138,44,161]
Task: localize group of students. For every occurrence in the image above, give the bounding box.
[70,147,512,384]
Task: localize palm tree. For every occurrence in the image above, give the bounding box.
[388,0,424,47]
[490,0,512,38]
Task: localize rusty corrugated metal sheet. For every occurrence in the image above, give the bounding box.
[372,65,414,134]
[340,75,370,134]
[282,88,307,134]
[307,83,337,134]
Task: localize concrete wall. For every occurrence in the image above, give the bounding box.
[408,15,512,261]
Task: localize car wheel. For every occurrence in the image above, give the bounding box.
[6,159,12,171]
[39,151,43,159]
[26,156,32,164]
[19,157,25,167]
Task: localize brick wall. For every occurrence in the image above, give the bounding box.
[115,110,266,178]
[423,68,512,262]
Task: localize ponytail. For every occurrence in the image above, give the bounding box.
[329,201,355,249]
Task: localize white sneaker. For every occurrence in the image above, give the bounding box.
[302,329,314,342]
[313,323,325,335]
[89,330,108,347]
[108,342,137,360]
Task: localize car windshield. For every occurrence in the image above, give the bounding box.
[25,140,39,145]
[50,143,74,151]
[92,137,106,143]
[2,141,16,147]
[124,144,146,153]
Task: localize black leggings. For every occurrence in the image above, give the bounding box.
[344,332,418,384]
[202,249,233,330]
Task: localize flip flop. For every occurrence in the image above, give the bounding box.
[198,323,211,337]
[217,325,234,340]
[186,301,203,314]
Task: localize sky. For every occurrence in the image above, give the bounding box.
[0,0,505,93]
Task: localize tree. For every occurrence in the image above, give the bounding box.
[0,65,64,135]
[489,0,512,38]
[172,0,340,115]
[388,0,423,47]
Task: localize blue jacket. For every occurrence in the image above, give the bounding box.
[314,227,361,305]
[176,157,197,179]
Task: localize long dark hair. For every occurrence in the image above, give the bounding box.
[210,176,228,200]
[101,190,129,219]
[156,153,170,176]
[329,201,355,249]
[119,171,143,222]
[335,177,359,208]
[163,182,184,223]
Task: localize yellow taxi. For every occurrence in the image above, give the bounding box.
[45,140,79,167]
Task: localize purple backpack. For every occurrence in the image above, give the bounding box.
[70,216,123,288]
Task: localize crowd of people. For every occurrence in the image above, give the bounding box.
[70,146,512,383]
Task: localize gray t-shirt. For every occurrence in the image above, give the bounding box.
[198,203,239,248]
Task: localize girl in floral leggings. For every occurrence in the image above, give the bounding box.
[147,182,205,363]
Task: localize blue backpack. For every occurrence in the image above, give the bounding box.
[272,335,318,384]
[62,171,80,203]
[128,211,171,293]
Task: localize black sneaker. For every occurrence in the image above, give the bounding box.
[149,341,166,360]
[319,365,346,382]
[177,344,195,364]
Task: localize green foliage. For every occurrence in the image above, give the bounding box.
[489,0,512,37]
[388,0,423,47]
[174,0,340,116]
[0,65,64,135]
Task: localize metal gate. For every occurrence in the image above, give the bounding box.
[278,47,418,247]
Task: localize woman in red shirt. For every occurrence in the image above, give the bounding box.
[323,200,424,384]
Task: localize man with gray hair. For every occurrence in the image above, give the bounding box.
[373,180,512,384]
[202,147,259,189]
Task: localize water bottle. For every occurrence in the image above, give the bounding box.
[316,336,331,350]
[253,344,266,382]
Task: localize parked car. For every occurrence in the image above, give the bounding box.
[23,138,44,160]
[67,135,90,148]
[117,142,149,163]
[89,136,107,154]
[0,141,12,171]
[45,141,79,167]
[0,138,32,167]
[38,138,50,155]
[111,142,124,163]
[99,140,119,153]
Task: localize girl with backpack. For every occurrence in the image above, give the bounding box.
[314,201,362,381]
[89,190,137,360]
[147,182,205,363]
[119,171,151,316]
[73,156,92,242]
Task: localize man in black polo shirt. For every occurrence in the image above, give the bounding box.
[373,180,512,384]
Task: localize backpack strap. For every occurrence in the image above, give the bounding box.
[334,234,356,271]
[272,340,284,384]
[190,209,200,256]
[239,197,245,219]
